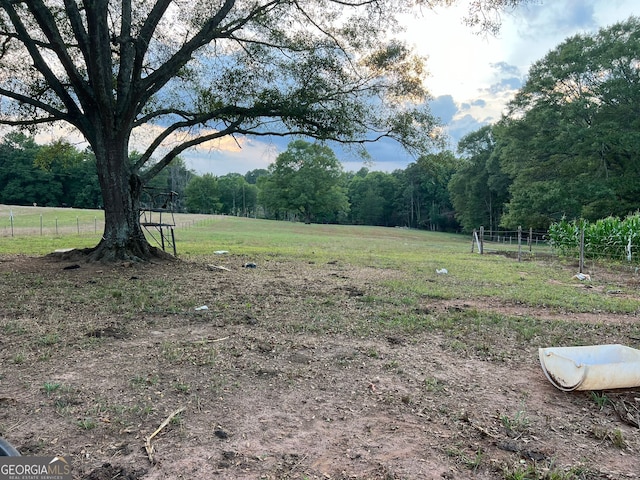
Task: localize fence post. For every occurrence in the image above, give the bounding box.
[518,226,522,262]
[77,216,80,234]
[40,214,43,236]
[55,217,58,235]
[479,226,484,254]
[10,210,13,237]
[529,227,533,252]
[471,229,476,253]
[579,226,585,274]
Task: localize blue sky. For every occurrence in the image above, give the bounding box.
[176,1,640,176]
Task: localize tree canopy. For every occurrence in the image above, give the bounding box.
[497,16,640,228]
[259,140,349,223]
[448,16,640,232]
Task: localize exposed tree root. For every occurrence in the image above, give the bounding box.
[46,241,176,264]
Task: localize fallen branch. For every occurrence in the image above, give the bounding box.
[206,336,229,343]
[207,264,231,272]
[613,399,640,428]
[180,336,229,346]
[144,407,186,463]
[470,421,499,439]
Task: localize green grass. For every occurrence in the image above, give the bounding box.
[2,210,639,318]
[42,382,62,395]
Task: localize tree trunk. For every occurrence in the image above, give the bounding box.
[81,139,169,262]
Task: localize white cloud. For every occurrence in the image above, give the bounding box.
[182,136,279,176]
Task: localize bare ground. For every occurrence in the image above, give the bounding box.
[0,253,639,479]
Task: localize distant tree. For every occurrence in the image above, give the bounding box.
[184,174,221,214]
[244,169,269,185]
[348,171,401,226]
[448,126,510,232]
[260,140,349,223]
[400,152,457,230]
[0,133,62,206]
[218,173,257,216]
[348,175,385,225]
[35,140,103,208]
[70,157,103,208]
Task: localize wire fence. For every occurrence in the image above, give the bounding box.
[1,214,103,237]
[0,205,213,238]
[471,226,553,261]
[472,224,640,271]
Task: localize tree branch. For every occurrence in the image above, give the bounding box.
[132,0,173,83]
[82,1,116,127]
[0,85,69,122]
[116,0,136,119]
[139,119,244,183]
[24,0,94,111]
[0,0,85,125]
[136,1,286,110]
[62,0,90,59]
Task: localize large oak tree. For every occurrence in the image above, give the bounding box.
[497,16,640,228]
[0,0,523,261]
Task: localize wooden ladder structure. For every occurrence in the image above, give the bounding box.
[140,189,178,256]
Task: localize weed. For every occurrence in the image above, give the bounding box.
[130,403,155,419]
[42,382,62,395]
[383,360,399,370]
[610,428,626,448]
[365,348,379,358]
[2,321,27,335]
[592,426,626,449]
[12,351,26,364]
[502,461,591,480]
[161,341,182,362]
[130,375,146,387]
[169,412,184,426]
[173,382,190,394]
[192,346,217,366]
[37,348,53,362]
[38,333,60,346]
[54,400,73,416]
[77,418,97,430]
[131,374,159,387]
[445,446,483,472]
[500,404,530,436]
[590,391,610,410]
[423,376,445,393]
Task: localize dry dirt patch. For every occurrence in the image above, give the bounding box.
[0,254,638,479]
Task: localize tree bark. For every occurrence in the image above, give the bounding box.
[81,137,169,263]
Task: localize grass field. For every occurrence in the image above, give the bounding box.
[1,205,635,316]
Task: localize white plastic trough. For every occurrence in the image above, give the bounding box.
[539,344,640,392]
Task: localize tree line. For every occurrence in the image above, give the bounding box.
[450,17,640,233]
[0,135,457,231]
